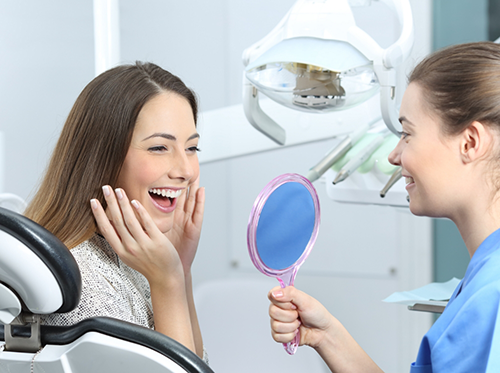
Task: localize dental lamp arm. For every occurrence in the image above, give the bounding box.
[377,0,414,135]
[380,84,401,135]
[243,75,286,145]
[380,0,414,68]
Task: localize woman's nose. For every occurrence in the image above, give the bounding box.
[170,152,195,181]
[388,140,402,166]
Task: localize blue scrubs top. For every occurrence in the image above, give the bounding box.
[410,228,500,372]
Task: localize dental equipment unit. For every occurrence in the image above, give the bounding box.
[242,0,413,204]
[242,0,413,143]
[380,167,403,198]
[306,117,379,182]
[332,130,390,185]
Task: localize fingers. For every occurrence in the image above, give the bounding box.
[102,186,142,244]
[90,197,124,250]
[268,286,300,309]
[269,286,334,336]
[176,177,205,230]
[91,186,158,253]
[268,286,301,344]
[178,176,198,213]
[184,177,203,214]
[192,187,205,227]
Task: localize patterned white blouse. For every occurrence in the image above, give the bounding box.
[41,234,208,364]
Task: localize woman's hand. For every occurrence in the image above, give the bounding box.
[90,185,184,286]
[268,286,334,349]
[269,286,383,373]
[165,177,205,276]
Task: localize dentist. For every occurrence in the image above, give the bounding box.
[269,42,500,372]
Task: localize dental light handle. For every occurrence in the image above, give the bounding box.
[333,133,385,184]
[243,75,286,145]
[306,121,372,182]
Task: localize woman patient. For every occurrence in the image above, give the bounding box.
[24,62,206,361]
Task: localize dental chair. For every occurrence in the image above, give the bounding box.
[0,207,213,373]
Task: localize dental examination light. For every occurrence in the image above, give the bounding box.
[242,0,414,145]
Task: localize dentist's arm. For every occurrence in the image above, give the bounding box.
[269,286,383,373]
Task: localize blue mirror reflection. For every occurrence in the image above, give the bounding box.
[256,181,315,270]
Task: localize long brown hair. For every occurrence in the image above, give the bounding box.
[409,42,500,135]
[25,62,198,249]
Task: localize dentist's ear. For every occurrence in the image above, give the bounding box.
[460,121,495,164]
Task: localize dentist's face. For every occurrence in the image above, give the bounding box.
[388,83,462,218]
[116,92,200,233]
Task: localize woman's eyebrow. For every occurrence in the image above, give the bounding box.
[398,116,414,128]
[141,132,200,142]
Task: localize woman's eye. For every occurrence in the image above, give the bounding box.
[149,145,168,152]
[187,146,201,153]
[398,131,410,140]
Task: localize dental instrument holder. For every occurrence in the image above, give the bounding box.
[247,174,320,355]
[333,130,389,185]
[307,119,376,182]
[242,0,414,144]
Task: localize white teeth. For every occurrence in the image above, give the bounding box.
[148,188,182,198]
[405,177,414,185]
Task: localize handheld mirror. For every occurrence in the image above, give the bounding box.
[247,173,320,355]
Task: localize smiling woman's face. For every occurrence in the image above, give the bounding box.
[116,92,200,233]
[388,83,464,218]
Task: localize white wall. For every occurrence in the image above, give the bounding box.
[0,1,95,200]
[0,0,430,200]
[0,1,433,372]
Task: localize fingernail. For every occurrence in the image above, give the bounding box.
[102,185,111,197]
[115,188,123,200]
[131,200,139,209]
[272,290,283,298]
[90,199,98,210]
[291,303,297,310]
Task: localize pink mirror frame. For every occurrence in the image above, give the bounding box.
[247,173,320,354]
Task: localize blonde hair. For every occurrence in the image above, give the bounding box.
[25,62,198,248]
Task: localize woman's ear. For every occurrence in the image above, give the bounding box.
[460,121,494,164]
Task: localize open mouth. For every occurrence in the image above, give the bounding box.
[148,188,182,211]
[405,176,415,187]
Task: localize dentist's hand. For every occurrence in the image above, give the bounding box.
[91,185,184,286]
[269,286,383,373]
[268,286,334,349]
[165,177,205,276]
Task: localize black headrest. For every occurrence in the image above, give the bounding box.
[0,207,81,313]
